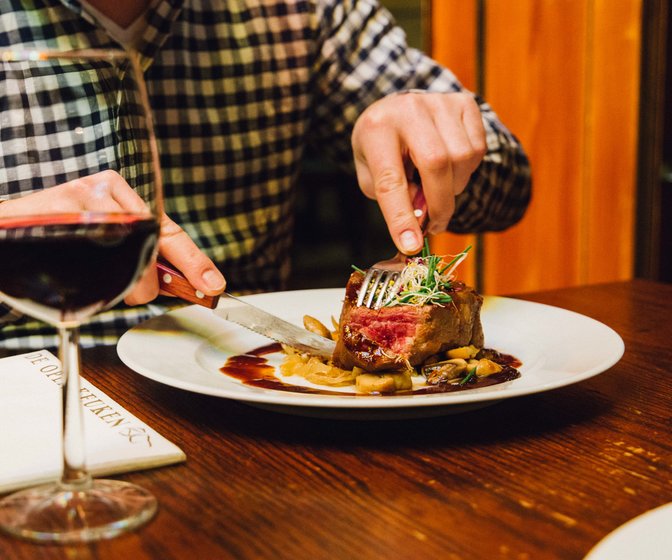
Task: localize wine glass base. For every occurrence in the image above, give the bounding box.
[0,479,157,544]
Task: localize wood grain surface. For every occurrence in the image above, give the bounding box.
[1,280,671,559]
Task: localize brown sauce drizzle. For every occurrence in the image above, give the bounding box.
[220,343,347,395]
[220,343,522,397]
[413,365,520,395]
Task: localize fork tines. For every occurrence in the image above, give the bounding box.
[357,269,402,309]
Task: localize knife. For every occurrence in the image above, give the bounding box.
[156,261,336,360]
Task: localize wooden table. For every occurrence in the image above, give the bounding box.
[2,279,671,559]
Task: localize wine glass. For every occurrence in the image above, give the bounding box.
[0,48,162,542]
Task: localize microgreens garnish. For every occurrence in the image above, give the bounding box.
[385,242,472,307]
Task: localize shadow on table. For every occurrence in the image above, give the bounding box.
[145,376,611,450]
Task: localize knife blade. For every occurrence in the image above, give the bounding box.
[213,293,336,359]
[157,261,336,360]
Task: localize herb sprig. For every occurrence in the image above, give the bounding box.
[386,242,472,308]
[459,366,477,386]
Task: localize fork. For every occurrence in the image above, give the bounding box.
[356,186,429,309]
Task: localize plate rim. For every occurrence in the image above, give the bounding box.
[584,502,672,560]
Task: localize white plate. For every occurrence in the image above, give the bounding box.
[584,503,672,560]
[117,289,624,419]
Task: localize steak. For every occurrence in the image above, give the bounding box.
[332,271,484,372]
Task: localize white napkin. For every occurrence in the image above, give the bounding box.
[0,350,185,493]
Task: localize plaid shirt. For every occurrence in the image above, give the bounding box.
[0,0,531,350]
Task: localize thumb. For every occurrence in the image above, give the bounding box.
[158,213,226,295]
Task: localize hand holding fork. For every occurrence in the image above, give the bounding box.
[356,186,429,309]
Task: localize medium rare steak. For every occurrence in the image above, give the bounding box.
[332,271,484,372]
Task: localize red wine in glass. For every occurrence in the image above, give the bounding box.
[0,213,158,325]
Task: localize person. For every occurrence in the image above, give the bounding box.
[0,0,531,350]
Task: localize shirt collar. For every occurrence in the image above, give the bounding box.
[57,0,184,68]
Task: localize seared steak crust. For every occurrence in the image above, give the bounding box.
[332,271,484,372]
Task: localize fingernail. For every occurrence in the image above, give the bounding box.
[202,268,225,291]
[400,230,419,253]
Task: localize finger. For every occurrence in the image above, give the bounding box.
[59,172,135,215]
[402,121,458,234]
[355,125,423,254]
[432,95,486,196]
[158,213,226,295]
[352,157,375,201]
[124,255,160,305]
[83,169,150,214]
[0,187,85,216]
[58,174,125,213]
[459,95,487,158]
[412,97,486,233]
[110,178,152,215]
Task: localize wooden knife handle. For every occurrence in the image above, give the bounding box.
[156,260,220,309]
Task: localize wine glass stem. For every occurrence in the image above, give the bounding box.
[59,326,92,490]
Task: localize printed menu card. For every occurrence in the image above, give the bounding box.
[0,350,185,493]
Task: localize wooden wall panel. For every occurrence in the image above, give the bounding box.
[430,1,478,91]
[484,0,641,293]
[482,1,589,294]
[430,0,641,295]
[584,0,640,283]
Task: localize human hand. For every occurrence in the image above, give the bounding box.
[351,91,486,254]
[0,170,226,304]
[127,209,226,306]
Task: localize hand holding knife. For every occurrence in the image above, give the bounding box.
[157,259,220,309]
[156,260,336,360]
